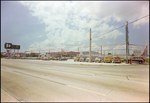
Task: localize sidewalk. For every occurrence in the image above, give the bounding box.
[1,88,19,102]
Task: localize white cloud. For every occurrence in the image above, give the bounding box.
[38,35,42,38]
[19,1,149,52]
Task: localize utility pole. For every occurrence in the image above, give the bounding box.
[77,41,80,57]
[101,46,102,57]
[89,28,91,62]
[78,47,79,57]
[126,21,129,63]
[39,46,40,58]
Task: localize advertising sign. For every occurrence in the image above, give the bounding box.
[133,51,141,56]
[133,51,141,53]
[4,43,12,49]
[5,43,20,49]
[12,45,20,49]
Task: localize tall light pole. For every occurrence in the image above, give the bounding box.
[31,47,32,57]
[39,46,40,58]
[49,44,51,58]
[25,47,26,57]
[126,21,129,63]
[61,43,63,57]
[77,41,80,57]
[100,38,103,57]
[89,28,91,62]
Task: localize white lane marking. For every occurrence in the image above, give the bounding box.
[67,85,106,96]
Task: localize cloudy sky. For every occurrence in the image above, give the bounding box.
[1,1,149,55]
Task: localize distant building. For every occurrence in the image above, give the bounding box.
[46,51,80,58]
[79,51,98,57]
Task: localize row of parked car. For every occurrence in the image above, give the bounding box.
[74,56,146,64]
[18,57,68,61]
[41,57,68,61]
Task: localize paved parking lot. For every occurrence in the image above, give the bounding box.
[1,58,149,102]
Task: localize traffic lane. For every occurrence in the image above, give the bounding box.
[1,88,19,102]
[2,59,149,78]
[2,68,149,102]
[101,80,149,102]
[2,59,149,85]
[1,59,149,101]
[2,60,149,92]
[1,64,122,95]
[1,70,104,102]
[1,64,149,102]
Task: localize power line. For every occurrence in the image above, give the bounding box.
[93,14,149,39]
[128,15,149,25]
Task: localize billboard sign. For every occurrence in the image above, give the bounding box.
[133,51,141,53]
[12,45,20,49]
[4,43,20,49]
[4,43,12,49]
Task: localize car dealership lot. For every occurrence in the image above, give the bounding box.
[1,58,149,102]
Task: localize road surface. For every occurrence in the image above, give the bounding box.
[1,59,149,102]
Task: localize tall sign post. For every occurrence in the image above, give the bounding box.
[126,21,129,63]
[89,28,91,62]
[4,43,20,58]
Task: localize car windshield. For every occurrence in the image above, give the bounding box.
[105,57,109,59]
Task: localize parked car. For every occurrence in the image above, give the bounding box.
[48,57,53,60]
[79,57,87,62]
[59,57,68,61]
[104,56,112,63]
[112,56,121,63]
[53,57,57,60]
[56,57,60,60]
[124,56,145,64]
[95,57,102,63]
[85,57,96,62]
[42,57,48,60]
[120,56,125,62]
[91,57,96,62]
[85,57,89,62]
[74,57,80,62]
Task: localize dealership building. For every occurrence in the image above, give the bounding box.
[45,51,80,58]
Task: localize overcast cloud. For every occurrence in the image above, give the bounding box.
[1,1,149,54]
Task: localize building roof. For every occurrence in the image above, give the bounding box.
[46,51,80,54]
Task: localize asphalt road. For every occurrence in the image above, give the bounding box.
[1,59,149,102]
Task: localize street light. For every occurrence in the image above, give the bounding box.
[100,38,103,57]
[61,43,63,57]
[31,47,32,57]
[77,41,80,56]
[39,46,40,58]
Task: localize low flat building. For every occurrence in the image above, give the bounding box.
[46,51,80,58]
